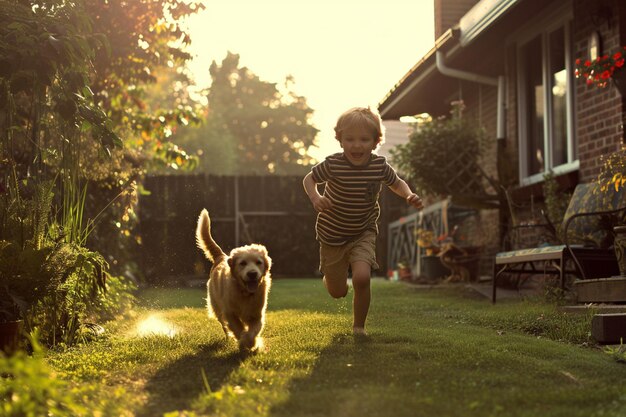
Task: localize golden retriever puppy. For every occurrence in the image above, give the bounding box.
[195,209,272,350]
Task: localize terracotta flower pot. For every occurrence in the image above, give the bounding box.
[398,266,413,281]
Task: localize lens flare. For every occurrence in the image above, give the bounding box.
[135,314,177,338]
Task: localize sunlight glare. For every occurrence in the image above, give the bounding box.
[184,0,435,161]
[135,314,178,338]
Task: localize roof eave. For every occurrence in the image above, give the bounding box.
[378,29,458,120]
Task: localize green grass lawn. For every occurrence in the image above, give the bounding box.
[45,279,626,417]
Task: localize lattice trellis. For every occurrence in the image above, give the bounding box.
[443,147,500,209]
[387,198,477,276]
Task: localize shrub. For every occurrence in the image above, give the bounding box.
[0,334,132,416]
[390,101,494,208]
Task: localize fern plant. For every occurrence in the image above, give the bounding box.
[0,179,109,346]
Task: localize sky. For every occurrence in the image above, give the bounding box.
[185,0,435,161]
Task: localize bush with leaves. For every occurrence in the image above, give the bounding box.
[0,178,117,346]
[0,333,132,416]
[390,101,497,208]
[597,146,626,192]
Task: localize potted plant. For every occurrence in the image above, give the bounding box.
[596,147,626,276]
[416,228,449,281]
[396,259,413,281]
[575,46,626,93]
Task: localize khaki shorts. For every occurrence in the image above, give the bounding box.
[319,230,379,281]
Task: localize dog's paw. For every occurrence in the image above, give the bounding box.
[238,332,257,351]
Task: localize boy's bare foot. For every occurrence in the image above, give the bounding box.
[352,327,367,336]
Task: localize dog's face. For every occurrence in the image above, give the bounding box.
[227,244,271,294]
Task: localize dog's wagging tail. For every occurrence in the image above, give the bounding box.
[196,209,226,264]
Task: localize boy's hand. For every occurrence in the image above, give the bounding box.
[311,195,333,213]
[406,193,423,210]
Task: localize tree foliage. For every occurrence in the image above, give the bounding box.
[0,0,205,281]
[203,52,319,175]
[169,109,238,175]
[86,0,204,156]
[0,0,121,171]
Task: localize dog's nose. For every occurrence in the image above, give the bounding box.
[247,271,258,280]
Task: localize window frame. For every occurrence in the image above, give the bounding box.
[514,4,578,186]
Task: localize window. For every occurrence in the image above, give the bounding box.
[517,15,577,185]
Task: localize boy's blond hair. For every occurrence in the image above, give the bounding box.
[334,107,386,148]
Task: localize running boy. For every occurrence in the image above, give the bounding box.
[302,106,423,335]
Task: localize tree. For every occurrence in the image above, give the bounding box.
[169,109,238,175]
[46,0,206,280]
[139,65,238,175]
[205,52,319,175]
[1,0,206,280]
[0,0,123,345]
[84,0,204,170]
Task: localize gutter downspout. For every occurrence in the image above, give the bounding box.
[435,50,506,140]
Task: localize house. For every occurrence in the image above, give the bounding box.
[378,120,412,162]
[379,0,625,273]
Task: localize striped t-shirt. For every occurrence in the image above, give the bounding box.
[311,152,399,246]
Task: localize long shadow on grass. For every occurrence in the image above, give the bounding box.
[138,339,245,417]
[269,333,423,417]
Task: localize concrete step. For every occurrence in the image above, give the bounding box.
[591,313,626,344]
[574,277,626,303]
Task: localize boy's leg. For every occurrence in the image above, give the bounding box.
[324,275,349,298]
[348,231,378,333]
[351,260,371,330]
[319,243,349,298]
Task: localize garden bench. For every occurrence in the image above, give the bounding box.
[492,181,626,303]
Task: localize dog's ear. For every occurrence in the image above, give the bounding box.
[262,251,272,275]
[227,256,236,270]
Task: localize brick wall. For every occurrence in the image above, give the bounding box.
[431,0,626,275]
[574,0,625,181]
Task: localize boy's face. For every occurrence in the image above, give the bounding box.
[339,126,376,166]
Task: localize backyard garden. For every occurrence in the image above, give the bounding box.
[4,279,626,416]
[3,1,626,416]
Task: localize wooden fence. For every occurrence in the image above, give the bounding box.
[138,174,408,282]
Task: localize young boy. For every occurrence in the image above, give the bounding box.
[302,106,423,336]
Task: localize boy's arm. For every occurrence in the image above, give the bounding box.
[388,178,424,210]
[303,172,333,212]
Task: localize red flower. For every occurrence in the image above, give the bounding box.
[576,46,626,88]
